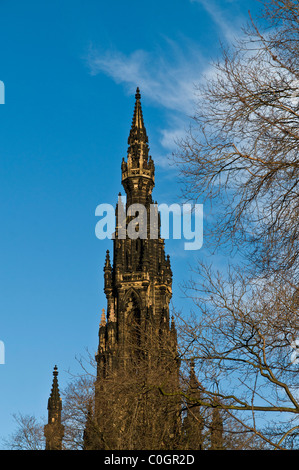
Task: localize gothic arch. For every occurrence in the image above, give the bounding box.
[122,287,142,311]
[123,288,142,356]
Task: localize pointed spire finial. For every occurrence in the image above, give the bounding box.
[47,365,62,414]
[100,308,106,327]
[105,250,111,268]
[127,87,149,160]
[135,87,141,100]
[45,365,64,450]
[130,87,146,134]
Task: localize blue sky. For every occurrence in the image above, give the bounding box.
[0,0,261,445]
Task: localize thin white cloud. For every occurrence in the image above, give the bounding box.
[86,42,206,115]
[191,0,245,42]
[85,2,245,159]
[160,126,187,151]
[85,41,209,161]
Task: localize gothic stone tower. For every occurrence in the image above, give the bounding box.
[93,88,180,450]
[44,365,64,450]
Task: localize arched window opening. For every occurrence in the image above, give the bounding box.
[125,292,142,359]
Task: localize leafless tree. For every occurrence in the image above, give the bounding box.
[3,413,45,450]
[174,262,299,449]
[170,0,299,449]
[3,344,263,450]
[175,0,299,277]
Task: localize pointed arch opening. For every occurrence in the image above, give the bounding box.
[124,289,142,359]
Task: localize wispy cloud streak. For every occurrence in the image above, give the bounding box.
[86,40,211,161]
[191,0,245,42]
[87,44,205,115]
[85,2,246,158]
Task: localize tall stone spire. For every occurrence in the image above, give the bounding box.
[44,365,64,450]
[94,88,179,449]
[127,87,149,162]
[121,87,155,206]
